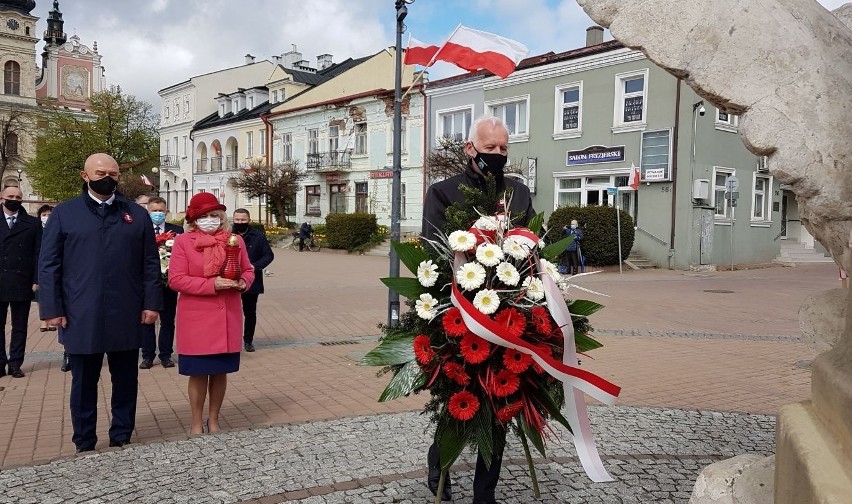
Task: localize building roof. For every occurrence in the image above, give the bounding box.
[277,54,372,86]
[192,100,275,134]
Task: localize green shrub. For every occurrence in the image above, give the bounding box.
[545,206,634,266]
[325,213,378,251]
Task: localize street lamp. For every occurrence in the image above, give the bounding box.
[387,0,412,328]
[16,168,22,181]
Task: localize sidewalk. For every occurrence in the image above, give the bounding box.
[0,249,833,502]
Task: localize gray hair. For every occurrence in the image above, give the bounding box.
[467,115,509,146]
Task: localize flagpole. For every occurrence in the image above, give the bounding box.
[399,24,461,103]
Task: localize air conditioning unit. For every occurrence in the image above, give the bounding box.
[756,156,769,173]
[693,179,710,200]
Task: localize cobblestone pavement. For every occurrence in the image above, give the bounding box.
[0,406,775,504]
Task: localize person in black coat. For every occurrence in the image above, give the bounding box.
[562,219,584,275]
[232,209,274,352]
[298,221,313,251]
[139,196,184,369]
[421,116,535,504]
[38,153,162,453]
[0,186,42,378]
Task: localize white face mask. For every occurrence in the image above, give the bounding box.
[196,217,221,233]
[41,215,49,225]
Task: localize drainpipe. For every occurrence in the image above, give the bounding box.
[419,84,428,206]
[668,78,682,270]
[261,113,273,226]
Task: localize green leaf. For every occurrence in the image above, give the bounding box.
[569,299,605,317]
[391,240,430,276]
[541,236,572,262]
[471,403,493,466]
[529,385,573,434]
[380,277,424,300]
[378,360,426,402]
[517,415,546,458]
[437,416,469,472]
[359,334,416,366]
[527,212,545,235]
[575,332,604,353]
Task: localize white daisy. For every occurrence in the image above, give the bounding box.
[416,260,439,287]
[448,230,477,252]
[495,262,520,286]
[165,239,175,247]
[472,289,501,315]
[540,259,562,283]
[415,293,438,320]
[473,215,499,231]
[502,236,532,260]
[522,276,545,301]
[475,243,504,267]
[456,262,487,291]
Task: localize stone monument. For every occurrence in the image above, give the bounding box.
[576,0,852,502]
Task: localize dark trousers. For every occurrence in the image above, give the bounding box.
[299,236,305,251]
[68,349,139,450]
[566,249,581,275]
[141,287,177,361]
[0,300,31,370]
[428,427,506,501]
[241,292,260,344]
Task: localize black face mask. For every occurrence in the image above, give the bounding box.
[472,148,507,187]
[3,199,22,212]
[88,176,118,196]
[233,223,250,234]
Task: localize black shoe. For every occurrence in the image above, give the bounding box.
[76,447,95,454]
[139,359,154,369]
[0,368,5,378]
[244,343,255,352]
[160,358,175,368]
[61,353,70,373]
[108,439,130,448]
[9,368,24,378]
[427,444,453,501]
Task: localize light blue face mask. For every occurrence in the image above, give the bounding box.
[150,211,166,225]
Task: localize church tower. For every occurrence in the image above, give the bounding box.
[43,0,65,47]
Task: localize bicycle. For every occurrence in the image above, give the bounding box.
[289,232,321,252]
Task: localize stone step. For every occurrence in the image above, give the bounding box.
[773,257,834,265]
[778,251,830,260]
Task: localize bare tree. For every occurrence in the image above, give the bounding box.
[231,158,307,226]
[425,136,525,184]
[0,105,32,175]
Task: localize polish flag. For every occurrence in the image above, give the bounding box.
[404,35,440,67]
[405,25,528,79]
[140,174,153,186]
[628,163,640,190]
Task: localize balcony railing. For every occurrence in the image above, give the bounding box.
[160,155,177,167]
[225,155,238,171]
[306,149,352,172]
[195,158,208,173]
[210,156,223,172]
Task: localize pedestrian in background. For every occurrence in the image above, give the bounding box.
[562,219,584,275]
[39,153,162,452]
[169,193,254,435]
[139,196,183,369]
[0,186,42,378]
[298,221,313,251]
[232,209,274,352]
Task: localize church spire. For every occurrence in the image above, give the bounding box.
[44,0,67,46]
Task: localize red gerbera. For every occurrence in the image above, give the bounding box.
[442,307,467,337]
[503,348,532,373]
[530,306,553,336]
[443,361,470,386]
[496,401,524,422]
[448,390,480,421]
[490,369,520,397]
[493,308,527,339]
[459,334,491,364]
[413,334,435,365]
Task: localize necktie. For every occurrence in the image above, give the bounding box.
[6,216,14,228]
[97,203,108,216]
[155,226,161,234]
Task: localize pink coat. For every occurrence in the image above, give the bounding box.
[168,231,255,356]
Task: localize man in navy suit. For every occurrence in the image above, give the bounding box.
[0,185,42,378]
[231,208,274,352]
[139,196,183,369]
[39,153,162,452]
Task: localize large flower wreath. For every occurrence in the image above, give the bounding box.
[360,182,620,501]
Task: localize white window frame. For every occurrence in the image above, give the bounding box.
[231,100,238,115]
[712,166,736,221]
[308,128,319,155]
[553,81,583,139]
[272,90,277,103]
[164,105,170,120]
[751,173,773,224]
[435,105,474,144]
[354,123,367,156]
[282,132,292,162]
[182,135,188,159]
[612,68,649,133]
[164,139,170,156]
[248,96,254,109]
[328,125,339,152]
[246,131,254,157]
[259,129,266,156]
[715,109,739,133]
[486,94,529,142]
[219,103,225,116]
[184,97,190,118]
[387,116,408,154]
[552,170,632,210]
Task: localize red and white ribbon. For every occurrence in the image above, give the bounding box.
[451,251,619,482]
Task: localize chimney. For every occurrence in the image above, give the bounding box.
[586,26,604,46]
[283,44,302,69]
[272,55,282,65]
[245,53,256,65]
[317,53,333,70]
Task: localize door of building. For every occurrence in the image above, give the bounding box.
[780,194,788,239]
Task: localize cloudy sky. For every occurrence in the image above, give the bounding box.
[31,0,849,107]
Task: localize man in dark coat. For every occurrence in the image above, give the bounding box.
[38,153,162,453]
[139,196,183,369]
[0,185,42,378]
[421,116,535,504]
[232,208,274,352]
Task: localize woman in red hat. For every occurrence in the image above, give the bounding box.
[168,192,255,435]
